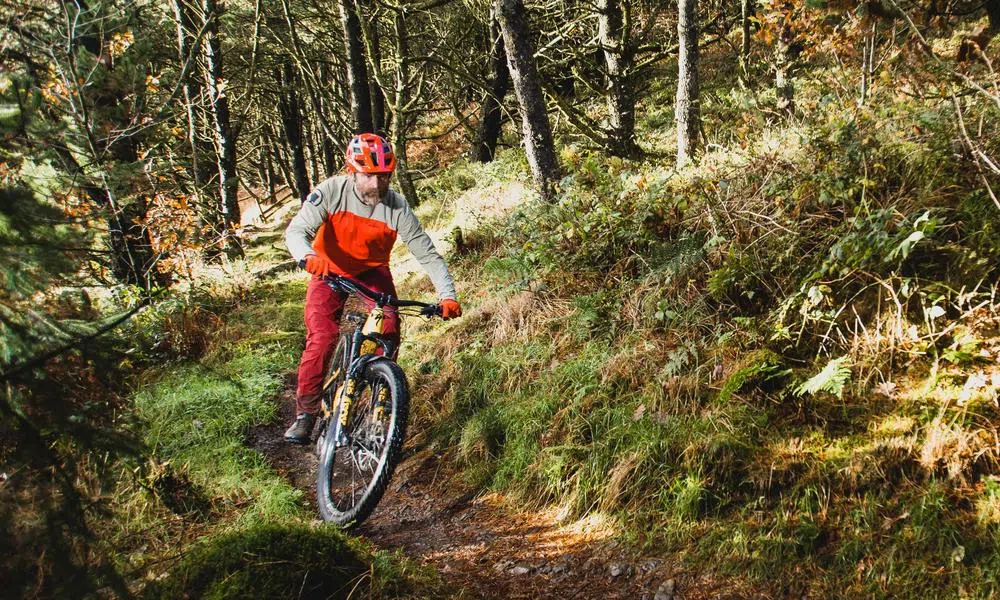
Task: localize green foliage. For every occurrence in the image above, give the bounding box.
[0,182,139,599]
[717,349,786,403]
[502,150,686,275]
[663,473,707,520]
[0,185,87,366]
[794,356,852,399]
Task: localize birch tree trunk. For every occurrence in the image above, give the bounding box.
[201,0,241,254]
[598,0,640,158]
[474,16,510,163]
[495,0,561,201]
[341,0,374,132]
[675,0,700,167]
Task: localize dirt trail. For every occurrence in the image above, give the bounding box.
[247,377,738,600]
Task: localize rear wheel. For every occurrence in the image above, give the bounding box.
[316,359,409,527]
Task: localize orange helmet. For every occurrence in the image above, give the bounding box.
[345,133,396,174]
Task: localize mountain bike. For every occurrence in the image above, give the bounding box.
[313,273,440,527]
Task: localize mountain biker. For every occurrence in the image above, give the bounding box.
[282,133,462,444]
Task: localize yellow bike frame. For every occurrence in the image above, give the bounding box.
[327,307,386,427]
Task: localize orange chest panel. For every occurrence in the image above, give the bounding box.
[312,211,398,276]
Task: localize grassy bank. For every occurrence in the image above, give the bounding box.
[394,64,1000,597]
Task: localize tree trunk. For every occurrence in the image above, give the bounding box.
[495,0,561,201]
[364,0,387,134]
[598,0,640,158]
[169,0,205,205]
[259,127,277,201]
[53,148,161,287]
[676,0,700,167]
[305,118,320,184]
[275,134,298,197]
[859,21,876,106]
[276,63,312,202]
[341,0,374,132]
[740,0,753,85]
[201,0,242,255]
[323,136,337,178]
[391,10,419,205]
[474,17,510,163]
[775,1,795,114]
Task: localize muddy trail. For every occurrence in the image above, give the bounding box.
[247,376,743,600]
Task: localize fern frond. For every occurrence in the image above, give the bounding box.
[795,356,852,399]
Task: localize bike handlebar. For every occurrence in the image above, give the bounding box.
[316,272,441,316]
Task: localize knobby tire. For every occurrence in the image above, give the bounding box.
[316,359,409,527]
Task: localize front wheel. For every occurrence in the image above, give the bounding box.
[316,359,409,527]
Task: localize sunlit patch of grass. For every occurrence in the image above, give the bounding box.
[133,348,301,519]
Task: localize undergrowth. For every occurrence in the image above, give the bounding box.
[399,69,1000,597]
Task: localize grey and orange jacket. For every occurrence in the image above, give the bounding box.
[284,175,457,300]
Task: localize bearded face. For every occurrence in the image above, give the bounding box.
[353,172,391,206]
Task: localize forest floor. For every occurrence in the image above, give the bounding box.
[247,374,747,600]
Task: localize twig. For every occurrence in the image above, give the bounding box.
[951,91,1000,210]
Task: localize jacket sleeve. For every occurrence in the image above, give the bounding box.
[394,197,457,300]
[284,188,328,261]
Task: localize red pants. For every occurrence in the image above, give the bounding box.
[295,265,400,414]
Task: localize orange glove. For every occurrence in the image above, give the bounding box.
[300,254,336,277]
[440,298,462,319]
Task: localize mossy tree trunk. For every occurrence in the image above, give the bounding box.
[598,0,640,158]
[740,0,753,85]
[495,0,561,201]
[676,0,700,167]
[774,1,795,115]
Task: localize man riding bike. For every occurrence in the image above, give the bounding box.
[283,133,462,444]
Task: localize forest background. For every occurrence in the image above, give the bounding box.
[3,0,1000,597]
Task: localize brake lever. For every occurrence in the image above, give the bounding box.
[420,304,442,318]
